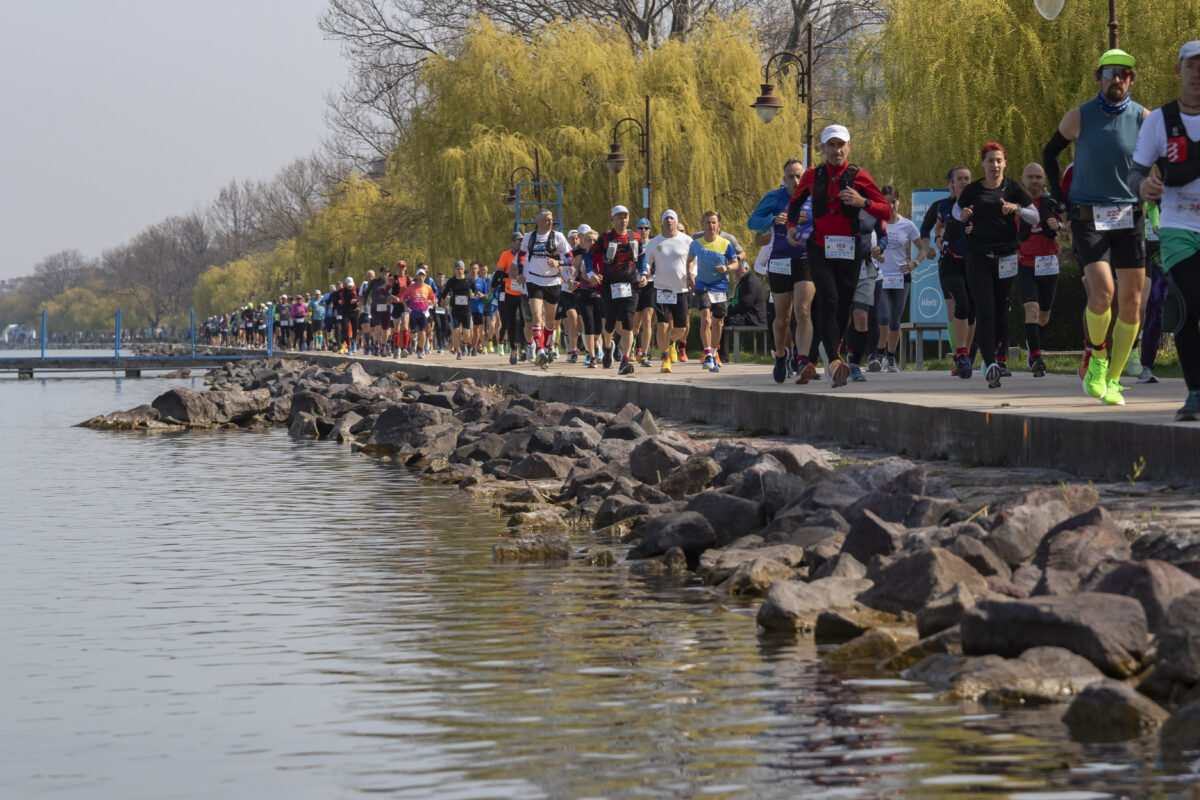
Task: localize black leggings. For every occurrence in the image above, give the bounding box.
[808,243,859,364]
[995,275,1015,358]
[966,253,1006,368]
[576,290,602,336]
[940,254,976,324]
[502,296,525,347]
[1169,251,1200,391]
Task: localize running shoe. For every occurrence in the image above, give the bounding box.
[1078,349,1091,380]
[986,362,1002,389]
[1083,354,1109,399]
[536,351,548,369]
[457,352,463,361]
[487,343,495,354]
[829,359,850,387]
[676,347,688,363]
[714,350,723,368]
[602,347,613,369]
[619,358,635,376]
[886,355,898,373]
[509,350,519,365]
[668,344,678,364]
[849,364,867,382]
[867,354,882,373]
[998,361,1013,378]
[401,348,409,358]
[547,349,558,363]
[661,357,672,373]
[640,354,651,368]
[1125,357,1142,377]
[519,347,528,362]
[710,359,720,372]
[772,356,787,384]
[568,352,578,364]
[1030,355,1046,378]
[795,360,817,385]
[953,354,972,380]
[586,355,597,368]
[1177,390,1200,421]
[1101,378,1126,406]
[1136,366,1159,384]
[701,353,714,371]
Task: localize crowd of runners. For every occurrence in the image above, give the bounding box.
[202,41,1200,420]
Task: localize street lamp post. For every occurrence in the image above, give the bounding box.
[604,95,652,216]
[750,23,815,166]
[1034,0,1118,47]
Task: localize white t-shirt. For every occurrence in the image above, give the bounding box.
[520,230,573,286]
[753,243,771,275]
[1133,107,1200,234]
[646,232,694,293]
[881,216,922,276]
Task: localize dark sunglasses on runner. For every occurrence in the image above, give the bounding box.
[1099,66,1133,80]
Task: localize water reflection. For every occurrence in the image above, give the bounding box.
[0,377,1196,798]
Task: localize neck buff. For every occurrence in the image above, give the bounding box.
[1096,91,1131,116]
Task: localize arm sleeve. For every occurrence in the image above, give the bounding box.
[1043,130,1071,204]
[748,191,780,233]
[919,203,940,238]
[1017,205,1040,225]
[1128,160,1152,199]
[952,203,965,222]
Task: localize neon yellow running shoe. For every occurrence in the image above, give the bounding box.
[1101,378,1126,406]
[668,343,677,364]
[1083,354,1109,399]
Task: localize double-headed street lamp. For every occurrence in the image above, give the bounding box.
[604,95,652,216]
[504,149,543,212]
[750,23,815,166]
[1034,0,1119,48]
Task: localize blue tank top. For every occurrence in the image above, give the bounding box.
[1069,97,1145,206]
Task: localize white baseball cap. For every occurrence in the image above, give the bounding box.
[821,124,851,144]
[567,229,578,237]
[661,209,678,223]
[576,223,593,235]
[611,205,629,217]
[1181,41,1200,63]
[344,276,355,286]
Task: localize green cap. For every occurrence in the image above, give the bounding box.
[1098,49,1135,69]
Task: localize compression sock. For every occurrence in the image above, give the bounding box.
[1107,319,1139,380]
[1025,323,1042,357]
[532,326,543,352]
[1086,307,1112,351]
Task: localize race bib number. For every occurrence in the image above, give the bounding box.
[998,254,1018,279]
[656,289,677,305]
[882,273,905,289]
[1034,255,1060,276]
[611,282,633,299]
[1145,219,1160,241]
[434,307,446,315]
[281,319,289,326]
[824,235,855,260]
[708,291,728,304]
[767,293,774,305]
[1176,192,1200,219]
[335,314,343,320]
[1093,204,1133,231]
[454,295,468,305]
[375,303,387,311]
[768,258,791,275]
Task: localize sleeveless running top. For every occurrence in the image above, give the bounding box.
[1069,97,1145,206]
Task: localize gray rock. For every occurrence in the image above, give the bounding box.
[946,533,1012,579]
[812,552,867,581]
[762,443,837,474]
[807,460,926,515]
[610,402,642,425]
[493,531,570,562]
[756,578,875,633]
[151,387,219,424]
[367,403,454,451]
[881,626,964,672]
[288,390,333,423]
[726,557,798,597]
[917,582,983,639]
[961,594,1149,678]
[732,471,809,520]
[1156,589,1200,684]
[552,420,602,454]
[416,390,456,410]
[659,455,722,499]
[1032,509,1131,596]
[860,547,988,616]
[841,509,906,565]
[331,412,363,443]
[509,452,574,480]
[455,433,507,463]
[1062,679,1168,742]
[629,436,690,485]
[984,499,1073,568]
[631,408,660,436]
[904,646,1104,703]
[685,491,766,546]
[288,411,321,439]
[597,437,638,464]
[593,495,649,530]
[603,421,647,441]
[627,512,716,563]
[1085,560,1200,633]
[1161,696,1200,755]
[698,544,806,586]
[803,534,847,575]
[328,362,372,386]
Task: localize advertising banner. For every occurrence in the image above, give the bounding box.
[909,189,949,339]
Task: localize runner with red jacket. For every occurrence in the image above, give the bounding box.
[786,124,890,387]
[588,205,648,375]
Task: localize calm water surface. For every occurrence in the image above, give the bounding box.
[1,374,1195,798]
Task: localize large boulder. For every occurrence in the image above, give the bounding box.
[840,509,906,565]
[917,582,984,639]
[684,491,766,546]
[1132,529,1200,578]
[1062,679,1168,743]
[1155,589,1200,684]
[659,456,722,499]
[984,499,1074,568]
[493,531,570,563]
[288,390,333,423]
[859,547,988,616]
[806,459,926,514]
[756,578,874,633]
[151,387,220,424]
[904,647,1104,703]
[629,436,690,485]
[366,403,454,451]
[731,471,809,519]
[726,557,800,597]
[1032,507,1131,595]
[626,512,716,563]
[698,543,806,586]
[1085,560,1200,633]
[945,532,1012,579]
[508,452,574,480]
[961,594,1149,678]
[209,389,271,423]
[1161,696,1200,755]
[328,362,372,386]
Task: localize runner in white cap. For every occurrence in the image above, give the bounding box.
[646,209,694,373]
[590,205,648,375]
[515,209,573,368]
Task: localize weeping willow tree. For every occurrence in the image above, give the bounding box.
[404,16,809,266]
[851,0,1200,197]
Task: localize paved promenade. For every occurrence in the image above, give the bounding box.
[216,347,1200,486]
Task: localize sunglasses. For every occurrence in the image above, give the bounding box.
[638,226,650,230]
[1100,66,1133,80]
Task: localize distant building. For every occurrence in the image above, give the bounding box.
[0,277,23,296]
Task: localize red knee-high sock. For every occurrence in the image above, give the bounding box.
[402,330,410,350]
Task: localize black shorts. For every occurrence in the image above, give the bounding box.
[602,286,637,333]
[697,290,728,320]
[637,282,656,311]
[766,255,810,293]
[558,291,575,312]
[410,310,429,332]
[655,292,690,328]
[1018,263,1059,312]
[526,282,561,305]
[1070,205,1145,270]
[451,308,472,329]
[471,311,485,325]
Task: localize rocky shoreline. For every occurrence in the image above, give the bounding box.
[81,357,1200,756]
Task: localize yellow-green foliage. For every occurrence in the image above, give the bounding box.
[405,16,808,265]
[43,284,122,333]
[853,0,1200,198]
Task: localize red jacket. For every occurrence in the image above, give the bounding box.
[787,163,890,246]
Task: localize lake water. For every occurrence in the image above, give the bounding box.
[1,373,1195,798]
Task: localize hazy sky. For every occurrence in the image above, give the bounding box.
[0,0,347,280]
